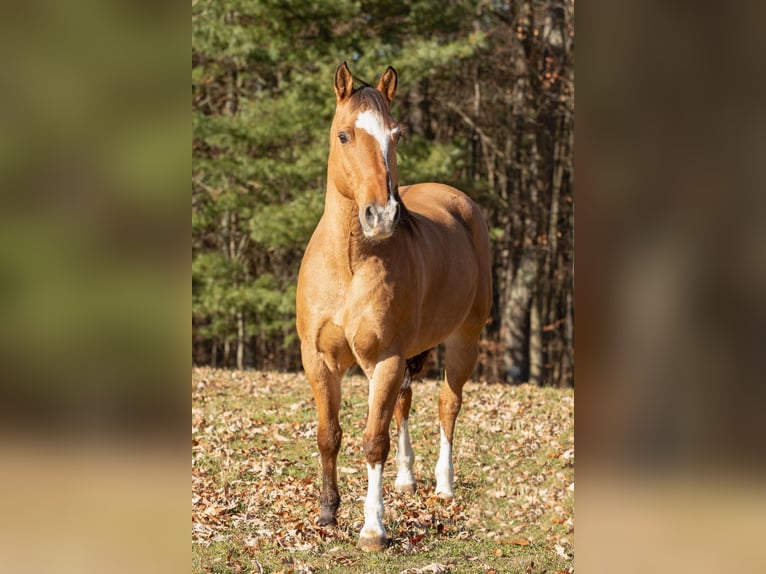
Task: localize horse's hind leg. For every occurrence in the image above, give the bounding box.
[394,349,430,493]
[393,378,416,493]
[436,330,480,498]
[302,345,344,526]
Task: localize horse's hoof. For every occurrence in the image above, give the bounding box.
[435,489,454,499]
[357,534,387,552]
[317,514,337,527]
[394,481,416,494]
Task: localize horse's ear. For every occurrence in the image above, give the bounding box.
[377,66,397,103]
[334,62,354,102]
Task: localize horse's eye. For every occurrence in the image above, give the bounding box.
[392,128,402,143]
[338,132,349,144]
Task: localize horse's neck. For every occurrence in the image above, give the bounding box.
[323,181,355,233]
[323,183,378,274]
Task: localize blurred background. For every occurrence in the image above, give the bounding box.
[576,0,766,572]
[192,0,575,388]
[0,1,187,573]
[0,0,764,571]
[0,0,188,433]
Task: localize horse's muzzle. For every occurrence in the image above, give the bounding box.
[360,194,399,239]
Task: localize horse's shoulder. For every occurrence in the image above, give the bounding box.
[301,218,335,261]
[298,221,348,291]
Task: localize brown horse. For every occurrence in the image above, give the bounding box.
[296,63,492,551]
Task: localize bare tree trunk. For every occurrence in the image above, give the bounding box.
[251,333,259,370]
[561,286,574,388]
[258,335,266,369]
[529,292,543,385]
[236,311,244,370]
[502,252,538,382]
[470,5,482,182]
[536,111,566,385]
[548,114,565,258]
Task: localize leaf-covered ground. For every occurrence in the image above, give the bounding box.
[192,368,574,573]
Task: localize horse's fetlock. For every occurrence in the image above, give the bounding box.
[320,488,340,503]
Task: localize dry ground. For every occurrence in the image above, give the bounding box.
[192,368,574,573]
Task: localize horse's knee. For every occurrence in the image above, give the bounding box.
[362,431,390,466]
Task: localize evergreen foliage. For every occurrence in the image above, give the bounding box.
[192,0,574,385]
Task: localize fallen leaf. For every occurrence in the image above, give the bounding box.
[398,564,451,574]
[192,368,573,564]
[510,538,530,546]
[409,534,425,545]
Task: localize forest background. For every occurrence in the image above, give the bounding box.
[192,0,574,387]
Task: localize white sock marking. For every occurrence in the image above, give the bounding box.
[435,425,454,497]
[395,419,415,489]
[361,462,386,540]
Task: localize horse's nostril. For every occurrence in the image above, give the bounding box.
[365,205,376,226]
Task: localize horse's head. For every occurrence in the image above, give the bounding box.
[329,62,402,240]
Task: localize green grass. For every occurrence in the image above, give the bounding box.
[193,368,574,573]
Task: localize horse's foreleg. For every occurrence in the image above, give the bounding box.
[317,407,342,526]
[436,333,479,498]
[393,378,416,493]
[304,351,343,527]
[358,355,405,552]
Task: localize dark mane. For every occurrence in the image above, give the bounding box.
[352,85,389,116]
[394,187,412,227]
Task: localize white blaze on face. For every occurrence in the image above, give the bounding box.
[354,109,397,170]
[360,462,386,540]
[434,425,454,498]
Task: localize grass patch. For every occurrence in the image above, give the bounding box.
[193,368,574,573]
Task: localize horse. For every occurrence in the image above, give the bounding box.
[296,62,492,551]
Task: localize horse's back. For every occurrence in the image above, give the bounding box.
[399,182,492,328]
[400,183,479,226]
[400,183,490,270]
